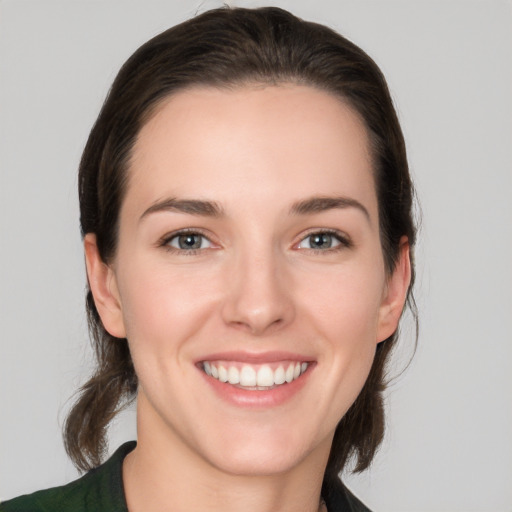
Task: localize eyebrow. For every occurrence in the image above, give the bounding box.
[140,195,370,222]
[140,198,224,221]
[290,196,370,221]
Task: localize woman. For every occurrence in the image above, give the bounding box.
[1,6,416,512]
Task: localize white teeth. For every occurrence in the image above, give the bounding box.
[240,366,257,386]
[256,365,274,387]
[228,366,240,384]
[274,366,286,385]
[218,365,227,382]
[203,361,309,388]
[285,364,294,383]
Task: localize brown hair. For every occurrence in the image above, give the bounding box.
[65,6,417,479]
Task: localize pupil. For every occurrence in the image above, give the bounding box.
[179,234,201,249]
[311,233,331,249]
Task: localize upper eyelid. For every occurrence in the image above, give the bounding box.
[295,228,351,243]
[292,230,354,253]
[156,227,351,248]
[158,228,214,246]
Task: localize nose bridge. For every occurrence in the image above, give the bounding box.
[222,239,294,335]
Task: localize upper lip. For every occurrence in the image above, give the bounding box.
[196,350,314,364]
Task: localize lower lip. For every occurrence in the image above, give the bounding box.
[199,364,314,408]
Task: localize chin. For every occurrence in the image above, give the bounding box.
[208,447,309,477]
[198,423,331,478]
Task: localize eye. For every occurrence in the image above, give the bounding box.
[297,231,348,251]
[165,231,213,251]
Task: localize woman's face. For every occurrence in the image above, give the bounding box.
[87,84,409,476]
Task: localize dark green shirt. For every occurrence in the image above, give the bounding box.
[1,442,371,512]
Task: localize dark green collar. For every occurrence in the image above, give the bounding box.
[0,442,135,512]
[1,442,370,512]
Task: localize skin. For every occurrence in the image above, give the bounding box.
[85,85,411,512]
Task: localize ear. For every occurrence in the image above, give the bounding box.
[377,236,412,343]
[84,233,126,339]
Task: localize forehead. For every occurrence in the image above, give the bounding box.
[125,84,376,218]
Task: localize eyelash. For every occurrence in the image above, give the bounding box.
[159,229,214,255]
[295,229,352,253]
[158,228,352,255]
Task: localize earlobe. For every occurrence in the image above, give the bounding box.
[84,233,126,339]
[377,237,412,343]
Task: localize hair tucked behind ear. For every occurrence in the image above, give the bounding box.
[66,5,417,474]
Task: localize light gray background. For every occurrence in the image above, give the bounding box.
[1,1,511,510]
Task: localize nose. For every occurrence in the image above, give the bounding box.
[221,247,295,336]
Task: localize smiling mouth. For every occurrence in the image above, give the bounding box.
[201,361,309,389]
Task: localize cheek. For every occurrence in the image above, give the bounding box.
[297,263,385,394]
[115,260,223,351]
[298,263,385,340]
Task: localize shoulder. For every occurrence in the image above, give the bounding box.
[0,442,135,512]
[322,476,372,512]
[1,474,98,512]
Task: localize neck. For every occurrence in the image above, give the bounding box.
[123,397,331,512]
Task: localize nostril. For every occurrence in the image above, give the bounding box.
[220,261,295,334]
[228,315,287,336]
